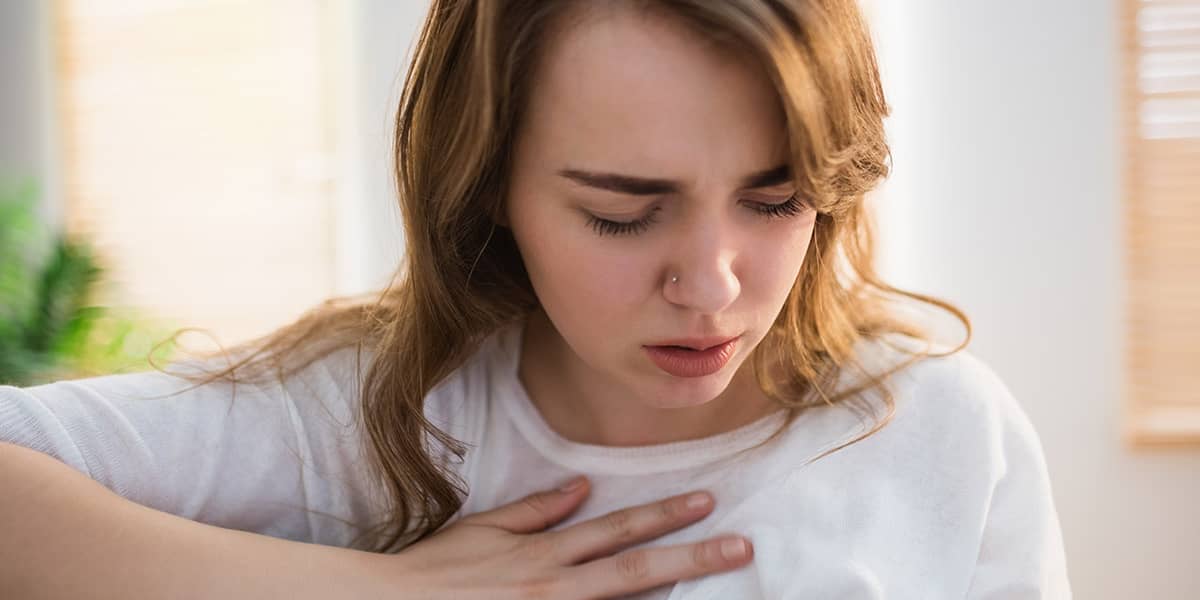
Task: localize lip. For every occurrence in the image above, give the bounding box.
[645,336,740,351]
[643,335,741,378]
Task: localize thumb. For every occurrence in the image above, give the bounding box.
[468,476,589,534]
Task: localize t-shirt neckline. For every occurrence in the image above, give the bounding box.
[491,319,789,476]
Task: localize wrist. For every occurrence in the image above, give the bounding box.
[357,549,439,600]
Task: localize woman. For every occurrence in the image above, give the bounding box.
[0,0,1070,598]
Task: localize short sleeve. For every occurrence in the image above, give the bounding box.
[0,347,386,546]
[964,370,1073,598]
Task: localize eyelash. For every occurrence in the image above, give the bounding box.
[586,195,811,237]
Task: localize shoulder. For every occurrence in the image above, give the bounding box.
[410,328,512,457]
[783,332,1046,490]
[837,334,1048,483]
[851,341,1071,596]
[853,335,1031,438]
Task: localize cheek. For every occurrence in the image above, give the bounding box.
[744,221,815,298]
[545,247,643,315]
[514,212,649,325]
[785,223,816,272]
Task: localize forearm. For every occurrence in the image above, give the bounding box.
[0,442,396,600]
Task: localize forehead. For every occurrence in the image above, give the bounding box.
[520,5,790,179]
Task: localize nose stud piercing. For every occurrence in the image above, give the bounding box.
[670,275,679,284]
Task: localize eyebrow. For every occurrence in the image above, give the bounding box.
[557,164,793,196]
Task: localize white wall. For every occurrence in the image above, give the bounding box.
[334,0,430,294]
[871,1,1200,598]
[0,0,62,230]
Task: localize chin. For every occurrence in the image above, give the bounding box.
[636,369,736,410]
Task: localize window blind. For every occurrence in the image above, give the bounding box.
[54,0,344,351]
[1123,0,1200,445]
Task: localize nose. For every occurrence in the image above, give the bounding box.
[662,217,741,315]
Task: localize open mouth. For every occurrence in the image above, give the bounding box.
[643,337,740,378]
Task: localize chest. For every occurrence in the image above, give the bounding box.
[456,453,983,599]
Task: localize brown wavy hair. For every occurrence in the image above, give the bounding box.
[160,0,969,553]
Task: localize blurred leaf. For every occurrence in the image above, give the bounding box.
[27,238,103,354]
[0,178,178,386]
[53,305,104,366]
[0,178,43,335]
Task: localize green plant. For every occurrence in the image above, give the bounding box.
[0,178,176,386]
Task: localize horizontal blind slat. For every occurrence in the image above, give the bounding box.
[1126,0,1200,439]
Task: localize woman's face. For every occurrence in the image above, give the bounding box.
[505,6,817,409]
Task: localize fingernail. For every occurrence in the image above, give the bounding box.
[720,538,749,560]
[558,476,586,493]
[685,492,712,510]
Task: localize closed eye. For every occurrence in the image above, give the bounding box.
[587,206,662,236]
[585,194,811,237]
[749,194,809,218]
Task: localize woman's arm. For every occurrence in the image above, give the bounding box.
[1,441,752,600]
[0,349,379,545]
[963,376,1073,599]
[0,441,396,600]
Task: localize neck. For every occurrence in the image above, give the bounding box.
[517,310,779,447]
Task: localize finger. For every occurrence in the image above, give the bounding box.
[549,491,715,563]
[464,476,590,534]
[570,536,753,598]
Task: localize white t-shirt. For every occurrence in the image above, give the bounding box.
[0,319,1071,599]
